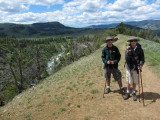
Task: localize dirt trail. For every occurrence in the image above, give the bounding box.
[0,35,160,120]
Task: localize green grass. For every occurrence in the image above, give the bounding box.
[77,104,81,108]
[36,100,45,108]
[25,112,31,118]
[67,103,71,106]
[27,105,33,109]
[54,96,65,105]
[139,38,160,77]
[59,108,66,112]
[52,112,56,116]
[66,86,74,92]
[4,118,11,120]
[45,89,50,93]
[39,86,43,89]
[72,84,77,88]
[139,38,160,64]
[48,95,51,97]
[27,98,31,104]
[86,82,94,87]
[91,89,99,94]
[70,96,75,100]
[84,117,90,120]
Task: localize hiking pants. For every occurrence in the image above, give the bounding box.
[104,68,122,82]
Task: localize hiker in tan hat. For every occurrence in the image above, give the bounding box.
[123,36,145,101]
[102,36,125,95]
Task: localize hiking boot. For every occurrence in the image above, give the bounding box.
[119,88,125,95]
[132,93,137,101]
[104,88,110,94]
[123,93,130,100]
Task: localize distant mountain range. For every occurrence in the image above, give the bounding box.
[125,20,160,30]
[87,20,160,30]
[0,20,160,38]
[87,23,143,31]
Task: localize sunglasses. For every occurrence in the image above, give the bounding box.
[107,40,112,41]
[130,40,137,42]
[106,40,112,42]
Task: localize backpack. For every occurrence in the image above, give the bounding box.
[126,48,137,70]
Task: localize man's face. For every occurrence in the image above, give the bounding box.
[130,40,137,46]
[107,40,112,45]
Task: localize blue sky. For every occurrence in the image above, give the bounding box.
[0,0,160,27]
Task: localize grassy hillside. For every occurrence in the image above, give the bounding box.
[139,38,160,78]
[0,34,160,120]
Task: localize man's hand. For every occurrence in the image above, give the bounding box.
[107,61,111,64]
[139,65,142,70]
[127,46,130,49]
[110,61,114,64]
[126,46,130,53]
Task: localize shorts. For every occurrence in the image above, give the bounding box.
[126,69,139,84]
[104,68,121,82]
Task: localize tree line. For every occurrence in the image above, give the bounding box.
[114,22,160,43]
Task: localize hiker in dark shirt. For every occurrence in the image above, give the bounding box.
[123,36,145,101]
[102,36,125,95]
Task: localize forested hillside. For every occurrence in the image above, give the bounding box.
[0,22,105,38]
[0,34,104,105]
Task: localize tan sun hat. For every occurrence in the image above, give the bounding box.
[105,36,114,42]
[105,36,118,43]
[127,36,139,42]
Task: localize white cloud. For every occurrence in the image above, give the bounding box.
[106,0,147,11]
[78,0,107,12]
[0,1,29,13]
[63,0,107,13]
[27,0,65,6]
[0,0,160,27]
[0,0,65,14]
[3,11,61,24]
[156,0,160,4]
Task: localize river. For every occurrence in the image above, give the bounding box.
[47,52,64,75]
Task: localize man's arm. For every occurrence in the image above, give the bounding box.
[102,48,109,65]
[113,47,121,64]
[139,48,145,70]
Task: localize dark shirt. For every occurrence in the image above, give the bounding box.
[102,45,121,69]
[125,43,145,70]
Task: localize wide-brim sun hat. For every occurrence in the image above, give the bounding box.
[105,36,114,42]
[127,36,140,42]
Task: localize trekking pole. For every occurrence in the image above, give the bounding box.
[103,66,109,98]
[140,69,145,106]
[103,78,107,98]
[138,69,141,102]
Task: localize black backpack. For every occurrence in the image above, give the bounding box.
[126,44,142,70]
